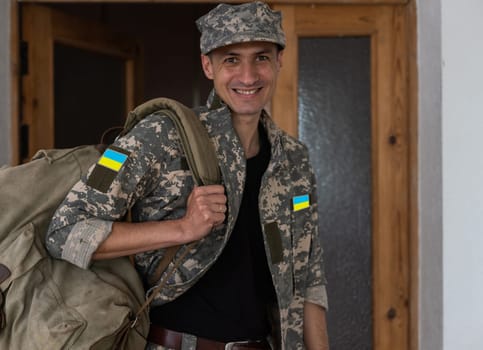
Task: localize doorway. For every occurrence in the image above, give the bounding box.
[19,3,215,161]
[17,2,414,350]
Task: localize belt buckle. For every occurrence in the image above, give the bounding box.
[225,340,255,350]
[225,342,237,350]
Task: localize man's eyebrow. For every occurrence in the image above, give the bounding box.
[224,49,272,56]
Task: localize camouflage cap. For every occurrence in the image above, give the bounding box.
[196,1,286,55]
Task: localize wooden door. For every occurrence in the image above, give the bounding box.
[271,4,409,350]
[20,4,140,162]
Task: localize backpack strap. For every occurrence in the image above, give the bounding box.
[121,98,220,321]
[121,97,220,186]
[131,241,196,328]
[146,244,179,287]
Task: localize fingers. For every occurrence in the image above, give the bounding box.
[212,203,227,213]
[181,185,227,241]
[192,184,225,195]
[190,185,227,213]
[210,211,226,228]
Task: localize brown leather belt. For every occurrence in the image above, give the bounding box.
[148,324,271,350]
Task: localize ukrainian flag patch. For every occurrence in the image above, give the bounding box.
[98,148,129,172]
[86,146,130,193]
[292,194,310,212]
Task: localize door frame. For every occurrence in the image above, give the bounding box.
[19,3,140,162]
[10,2,419,350]
[272,4,414,350]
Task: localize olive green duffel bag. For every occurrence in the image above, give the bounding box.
[0,98,219,349]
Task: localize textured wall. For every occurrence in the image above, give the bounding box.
[298,37,372,350]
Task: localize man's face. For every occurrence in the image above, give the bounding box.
[201,41,283,120]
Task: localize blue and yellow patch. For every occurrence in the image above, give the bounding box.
[97,148,129,172]
[292,194,310,212]
[86,146,130,193]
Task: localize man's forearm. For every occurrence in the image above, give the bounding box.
[304,301,329,350]
[92,219,187,260]
[93,185,227,260]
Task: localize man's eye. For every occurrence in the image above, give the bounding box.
[257,55,269,61]
[225,57,238,63]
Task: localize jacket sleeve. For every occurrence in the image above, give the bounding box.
[304,164,329,310]
[45,113,181,268]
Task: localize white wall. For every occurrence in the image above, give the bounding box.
[442,1,483,349]
[0,1,12,166]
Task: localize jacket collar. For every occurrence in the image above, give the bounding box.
[199,89,288,174]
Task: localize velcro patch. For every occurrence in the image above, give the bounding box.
[86,146,130,192]
[264,222,283,264]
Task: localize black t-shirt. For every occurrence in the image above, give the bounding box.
[150,124,275,342]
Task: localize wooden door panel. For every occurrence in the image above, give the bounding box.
[21,4,139,161]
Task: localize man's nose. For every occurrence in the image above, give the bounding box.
[239,62,259,85]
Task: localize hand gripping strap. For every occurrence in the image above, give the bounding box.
[121,98,220,323]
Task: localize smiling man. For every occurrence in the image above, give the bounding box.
[148,3,329,349]
[46,2,328,350]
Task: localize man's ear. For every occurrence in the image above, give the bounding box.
[276,49,284,71]
[201,54,214,80]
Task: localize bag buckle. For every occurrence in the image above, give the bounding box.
[130,315,138,328]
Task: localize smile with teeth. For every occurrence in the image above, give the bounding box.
[233,88,260,95]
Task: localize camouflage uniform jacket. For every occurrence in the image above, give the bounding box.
[46,92,327,350]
